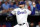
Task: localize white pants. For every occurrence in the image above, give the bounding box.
[14,22,29,27]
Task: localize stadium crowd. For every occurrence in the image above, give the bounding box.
[0,0,40,27]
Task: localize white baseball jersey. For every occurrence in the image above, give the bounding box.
[11,8,31,24]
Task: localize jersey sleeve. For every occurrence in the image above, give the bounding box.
[27,9,31,15]
[11,9,16,15]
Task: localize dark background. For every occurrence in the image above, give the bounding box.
[0,15,40,26]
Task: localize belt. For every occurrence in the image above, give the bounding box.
[18,23,25,26]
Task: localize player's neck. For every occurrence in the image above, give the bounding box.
[20,7,24,10]
[21,7,24,9]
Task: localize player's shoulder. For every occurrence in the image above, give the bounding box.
[13,8,20,11]
[24,9,29,11]
[14,8,20,10]
[24,9,31,12]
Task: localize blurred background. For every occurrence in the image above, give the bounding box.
[0,0,40,27]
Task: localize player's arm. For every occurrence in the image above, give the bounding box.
[11,9,16,15]
[28,10,31,15]
[27,9,31,15]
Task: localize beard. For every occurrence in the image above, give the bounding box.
[19,7,22,8]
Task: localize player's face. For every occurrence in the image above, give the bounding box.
[19,4,24,8]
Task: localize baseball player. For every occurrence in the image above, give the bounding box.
[11,4,31,27]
